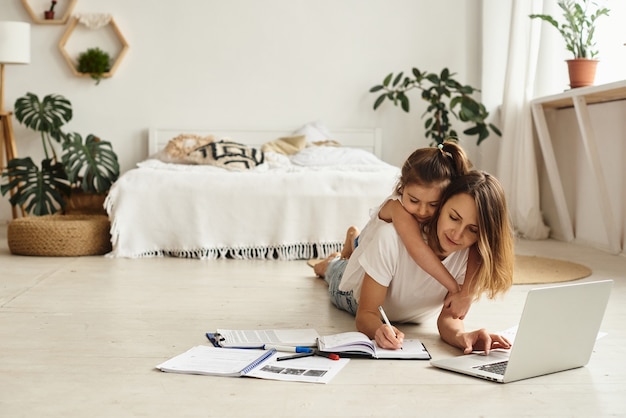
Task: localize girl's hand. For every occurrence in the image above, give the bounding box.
[443,291,472,319]
[374,324,405,350]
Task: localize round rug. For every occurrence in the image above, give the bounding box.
[514,255,592,285]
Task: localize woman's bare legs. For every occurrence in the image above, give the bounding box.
[313,252,340,278]
[340,226,359,259]
[314,226,360,278]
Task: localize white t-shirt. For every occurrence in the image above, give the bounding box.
[338,202,469,324]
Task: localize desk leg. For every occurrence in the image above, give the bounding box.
[530,103,575,242]
[1,113,20,219]
[572,96,620,254]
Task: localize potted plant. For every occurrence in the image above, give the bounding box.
[370,67,501,146]
[0,92,120,216]
[529,0,610,88]
[77,47,111,85]
[44,0,56,19]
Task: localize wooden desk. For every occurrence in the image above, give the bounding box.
[531,80,626,254]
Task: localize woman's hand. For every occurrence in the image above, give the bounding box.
[458,328,511,355]
[374,324,405,350]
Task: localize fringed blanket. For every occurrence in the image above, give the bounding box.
[105,159,400,260]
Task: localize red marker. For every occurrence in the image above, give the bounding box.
[315,351,340,360]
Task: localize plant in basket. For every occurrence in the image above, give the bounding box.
[0,92,120,216]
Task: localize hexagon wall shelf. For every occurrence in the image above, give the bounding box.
[58,16,129,80]
[21,0,78,25]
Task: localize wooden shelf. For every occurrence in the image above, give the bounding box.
[531,80,626,253]
[58,16,129,80]
[533,80,626,110]
[21,0,77,25]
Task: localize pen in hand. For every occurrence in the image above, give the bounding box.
[378,305,402,348]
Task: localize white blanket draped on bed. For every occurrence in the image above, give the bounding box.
[106,159,400,260]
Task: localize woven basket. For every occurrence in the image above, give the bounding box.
[7,214,112,256]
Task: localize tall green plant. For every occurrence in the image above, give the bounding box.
[529,0,610,59]
[370,67,500,146]
[1,92,120,216]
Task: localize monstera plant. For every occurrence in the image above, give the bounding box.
[0,92,119,216]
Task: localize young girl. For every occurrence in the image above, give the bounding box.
[314,141,474,318]
[318,171,515,352]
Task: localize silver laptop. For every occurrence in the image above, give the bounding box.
[431,280,612,383]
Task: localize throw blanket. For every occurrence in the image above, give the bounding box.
[105,160,400,260]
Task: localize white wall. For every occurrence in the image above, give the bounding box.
[1,0,487,222]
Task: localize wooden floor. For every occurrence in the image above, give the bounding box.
[1,225,625,417]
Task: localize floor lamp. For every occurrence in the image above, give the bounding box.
[0,21,30,219]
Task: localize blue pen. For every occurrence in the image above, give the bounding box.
[264,344,313,353]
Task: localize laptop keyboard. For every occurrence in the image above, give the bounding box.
[476,360,508,375]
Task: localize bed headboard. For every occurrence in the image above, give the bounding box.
[148,128,383,159]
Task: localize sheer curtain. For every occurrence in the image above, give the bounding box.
[483,0,551,239]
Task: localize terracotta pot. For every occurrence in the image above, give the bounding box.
[566,59,598,89]
[44,11,55,19]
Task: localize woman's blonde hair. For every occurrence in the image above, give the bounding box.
[424,170,514,299]
[395,140,472,195]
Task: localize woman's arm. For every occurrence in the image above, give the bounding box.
[438,246,509,353]
[436,307,511,354]
[356,274,404,349]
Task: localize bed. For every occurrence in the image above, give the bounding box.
[105,124,400,260]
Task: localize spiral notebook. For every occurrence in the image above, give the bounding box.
[156,345,350,383]
[156,346,275,377]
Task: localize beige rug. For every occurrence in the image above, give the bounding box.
[309,255,592,285]
[514,255,592,285]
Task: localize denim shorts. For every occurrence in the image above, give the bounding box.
[324,257,358,315]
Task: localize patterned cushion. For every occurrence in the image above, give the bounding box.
[187,140,265,170]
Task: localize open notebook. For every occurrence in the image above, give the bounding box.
[317,331,430,359]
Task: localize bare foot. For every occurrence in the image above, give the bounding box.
[340,226,359,259]
[313,252,340,278]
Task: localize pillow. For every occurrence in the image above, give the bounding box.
[292,121,333,143]
[261,135,306,155]
[154,133,215,163]
[187,140,265,171]
[290,146,384,167]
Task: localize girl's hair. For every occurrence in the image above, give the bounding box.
[395,141,472,195]
[424,170,514,299]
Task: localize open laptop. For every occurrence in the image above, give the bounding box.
[431,280,613,383]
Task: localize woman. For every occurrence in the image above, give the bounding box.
[319,141,475,319]
[315,170,515,354]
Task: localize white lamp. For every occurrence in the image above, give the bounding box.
[0,21,31,112]
[0,21,30,219]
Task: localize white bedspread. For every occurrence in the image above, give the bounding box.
[105,159,400,260]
